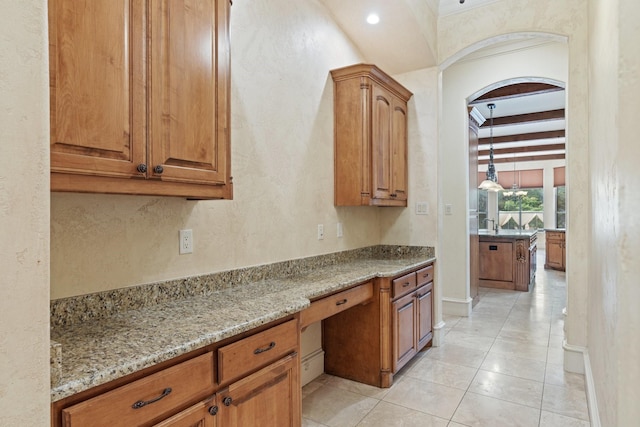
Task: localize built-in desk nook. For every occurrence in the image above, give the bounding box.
[50,246,434,426]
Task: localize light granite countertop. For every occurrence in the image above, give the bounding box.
[478,229,538,239]
[50,254,435,402]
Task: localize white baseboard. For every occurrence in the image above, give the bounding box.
[583,351,601,427]
[563,339,585,374]
[301,349,324,387]
[432,321,445,347]
[562,340,601,427]
[442,297,472,317]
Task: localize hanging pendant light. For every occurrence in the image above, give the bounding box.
[503,153,528,197]
[478,103,504,192]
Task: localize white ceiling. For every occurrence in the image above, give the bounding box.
[318,0,566,167]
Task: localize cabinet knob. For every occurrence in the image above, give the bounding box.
[136,164,147,173]
[154,165,164,174]
[390,193,397,198]
[223,397,233,406]
[208,405,219,416]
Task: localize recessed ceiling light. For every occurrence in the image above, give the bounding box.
[366,13,380,25]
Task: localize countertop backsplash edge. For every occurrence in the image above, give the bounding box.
[50,245,435,328]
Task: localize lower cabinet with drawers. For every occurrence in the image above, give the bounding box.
[323,262,435,388]
[52,319,301,427]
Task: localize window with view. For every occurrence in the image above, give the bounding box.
[498,188,544,230]
[556,186,566,228]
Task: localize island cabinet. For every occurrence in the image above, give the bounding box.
[53,319,300,427]
[331,64,413,207]
[48,0,232,199]
[322,262,434,388]
[479,231,537,292]
[545,230,566,271]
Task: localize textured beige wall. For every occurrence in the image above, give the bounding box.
[0,0,50,424]
[588,0,640,424]
[380,67,439,247]
[437,0,589,349]
[51,0,393,299]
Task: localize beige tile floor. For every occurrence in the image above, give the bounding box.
[302,250,590,427]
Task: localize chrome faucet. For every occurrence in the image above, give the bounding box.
[484,218,498,233]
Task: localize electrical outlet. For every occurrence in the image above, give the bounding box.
[317,224,324,240]
[337,222,343,238]
[179,229,193,254]
[444,204,453,215]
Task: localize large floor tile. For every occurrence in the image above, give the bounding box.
[542,383,590,421]
[356,401,449,427]
[497,327,550,346]
[406,357,478,390]
[539,410,591,426]
[480,352,546,382]
[303,418,329,427]
[544,363,586,391]
[489,338,549,362]
[468,369,544,408]
[325,375,391,400]
[383,377,465,419]
[302,385,378,427]
[451,392,540,427]
[443,330,495,351]
[424,343,487,369]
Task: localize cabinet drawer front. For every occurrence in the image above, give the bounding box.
[300,281,374,328]
[218,320,297,385]
[416,265,434,287]
[392,272,417,298]
[546,231,564,240]
[62,352,214,427]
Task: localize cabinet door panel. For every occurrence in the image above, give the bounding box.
[218,353,300,427]
[391,98,408,201]
[153,397,217,427]
[546,240,564,269]
[417,287,433,350]
[479,242,513,282]
[392,293,417,372]
[49,0,146,177]
[371,85,392,200]
[150,0,229,185]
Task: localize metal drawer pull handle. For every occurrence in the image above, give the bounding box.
[254,341,276,354]
[336,299,348,306]
[223,397,233,406]
[208,405,219,416]
[132,387,172,409]
[402,282,411,287]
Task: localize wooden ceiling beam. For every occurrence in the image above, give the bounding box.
[479,154,565,165]
[471,83,564,104]
[479,143,565,157]
[479,130,565,145]
[480,109,565,127]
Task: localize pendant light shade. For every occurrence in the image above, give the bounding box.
[478,103,504,192]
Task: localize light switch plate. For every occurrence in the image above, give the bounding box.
[416,202,429,215]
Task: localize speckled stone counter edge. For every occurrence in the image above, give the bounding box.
[50,245,434,328]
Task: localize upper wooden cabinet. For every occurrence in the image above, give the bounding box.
[49,0,232,199]
[331,64,413,207]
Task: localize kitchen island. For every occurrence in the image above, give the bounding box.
[479,230,537,291]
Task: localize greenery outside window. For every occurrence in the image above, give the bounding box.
[498,188,544,230]
[556,186,566,228]
[478,190,488,229]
